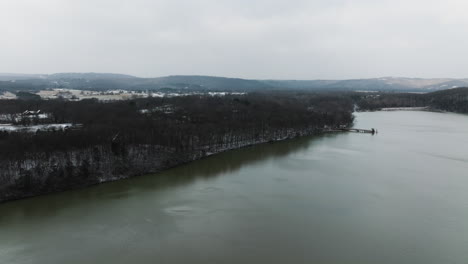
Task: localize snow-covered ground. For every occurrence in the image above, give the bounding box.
[149,91,245,98]
[380,107,429,111]
[139,104,175,114]
[0,92,17,100]
[0,123,77,132]
[34,89,246,101]
[36,89,146,101]
[1,89,247,101]
[0,112,51,123]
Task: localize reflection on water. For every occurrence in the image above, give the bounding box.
[0,134,330,223]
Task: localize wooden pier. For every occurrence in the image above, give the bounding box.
[345,128,377,134]
[326,128,377,134]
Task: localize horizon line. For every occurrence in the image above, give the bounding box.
[2,72,468,81]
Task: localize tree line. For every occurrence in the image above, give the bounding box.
[0,92,354,202]
[354,87,468,113]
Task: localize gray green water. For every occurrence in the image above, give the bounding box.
[1,111,468,264]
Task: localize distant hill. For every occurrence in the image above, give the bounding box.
[356,87,468,113]
[0,74,275,92]
[0,73,46,81]
[2,73,468,93]
[265,77,468,92]
[139,75,274,91]
[48,72,137,80]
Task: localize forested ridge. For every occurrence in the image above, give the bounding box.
[0,92,354,202]
[3,73,468,93]
[355,87,468,113]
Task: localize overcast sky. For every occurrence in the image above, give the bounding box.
[1,0,468,79]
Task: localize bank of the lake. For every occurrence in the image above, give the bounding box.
[0,94,355,203]
[1,111,468,264]
[0,127,329,203]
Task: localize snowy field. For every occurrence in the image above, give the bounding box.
[34,89,246,101]
[0,123,77,132]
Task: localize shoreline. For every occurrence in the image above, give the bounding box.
[357,107,447,113]
[0,128,330,204]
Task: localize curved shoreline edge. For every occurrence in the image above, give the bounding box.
[0,128,331,204]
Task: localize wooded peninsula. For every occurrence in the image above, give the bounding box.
[0,92,354,202]
[1,86,467,202]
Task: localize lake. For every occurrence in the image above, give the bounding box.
[1,111,468,264]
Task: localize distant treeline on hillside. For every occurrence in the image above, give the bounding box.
[355,87,468,113]
[2,73,468,93]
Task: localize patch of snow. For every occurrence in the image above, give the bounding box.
[139,105,175,114]
[0,91,17,100]
[0,123,79,133]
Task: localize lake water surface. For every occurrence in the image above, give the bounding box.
[1,111,468,264]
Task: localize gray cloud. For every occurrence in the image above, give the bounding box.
[1,0,467,79]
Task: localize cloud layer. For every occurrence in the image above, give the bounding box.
[1,0,467,79]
